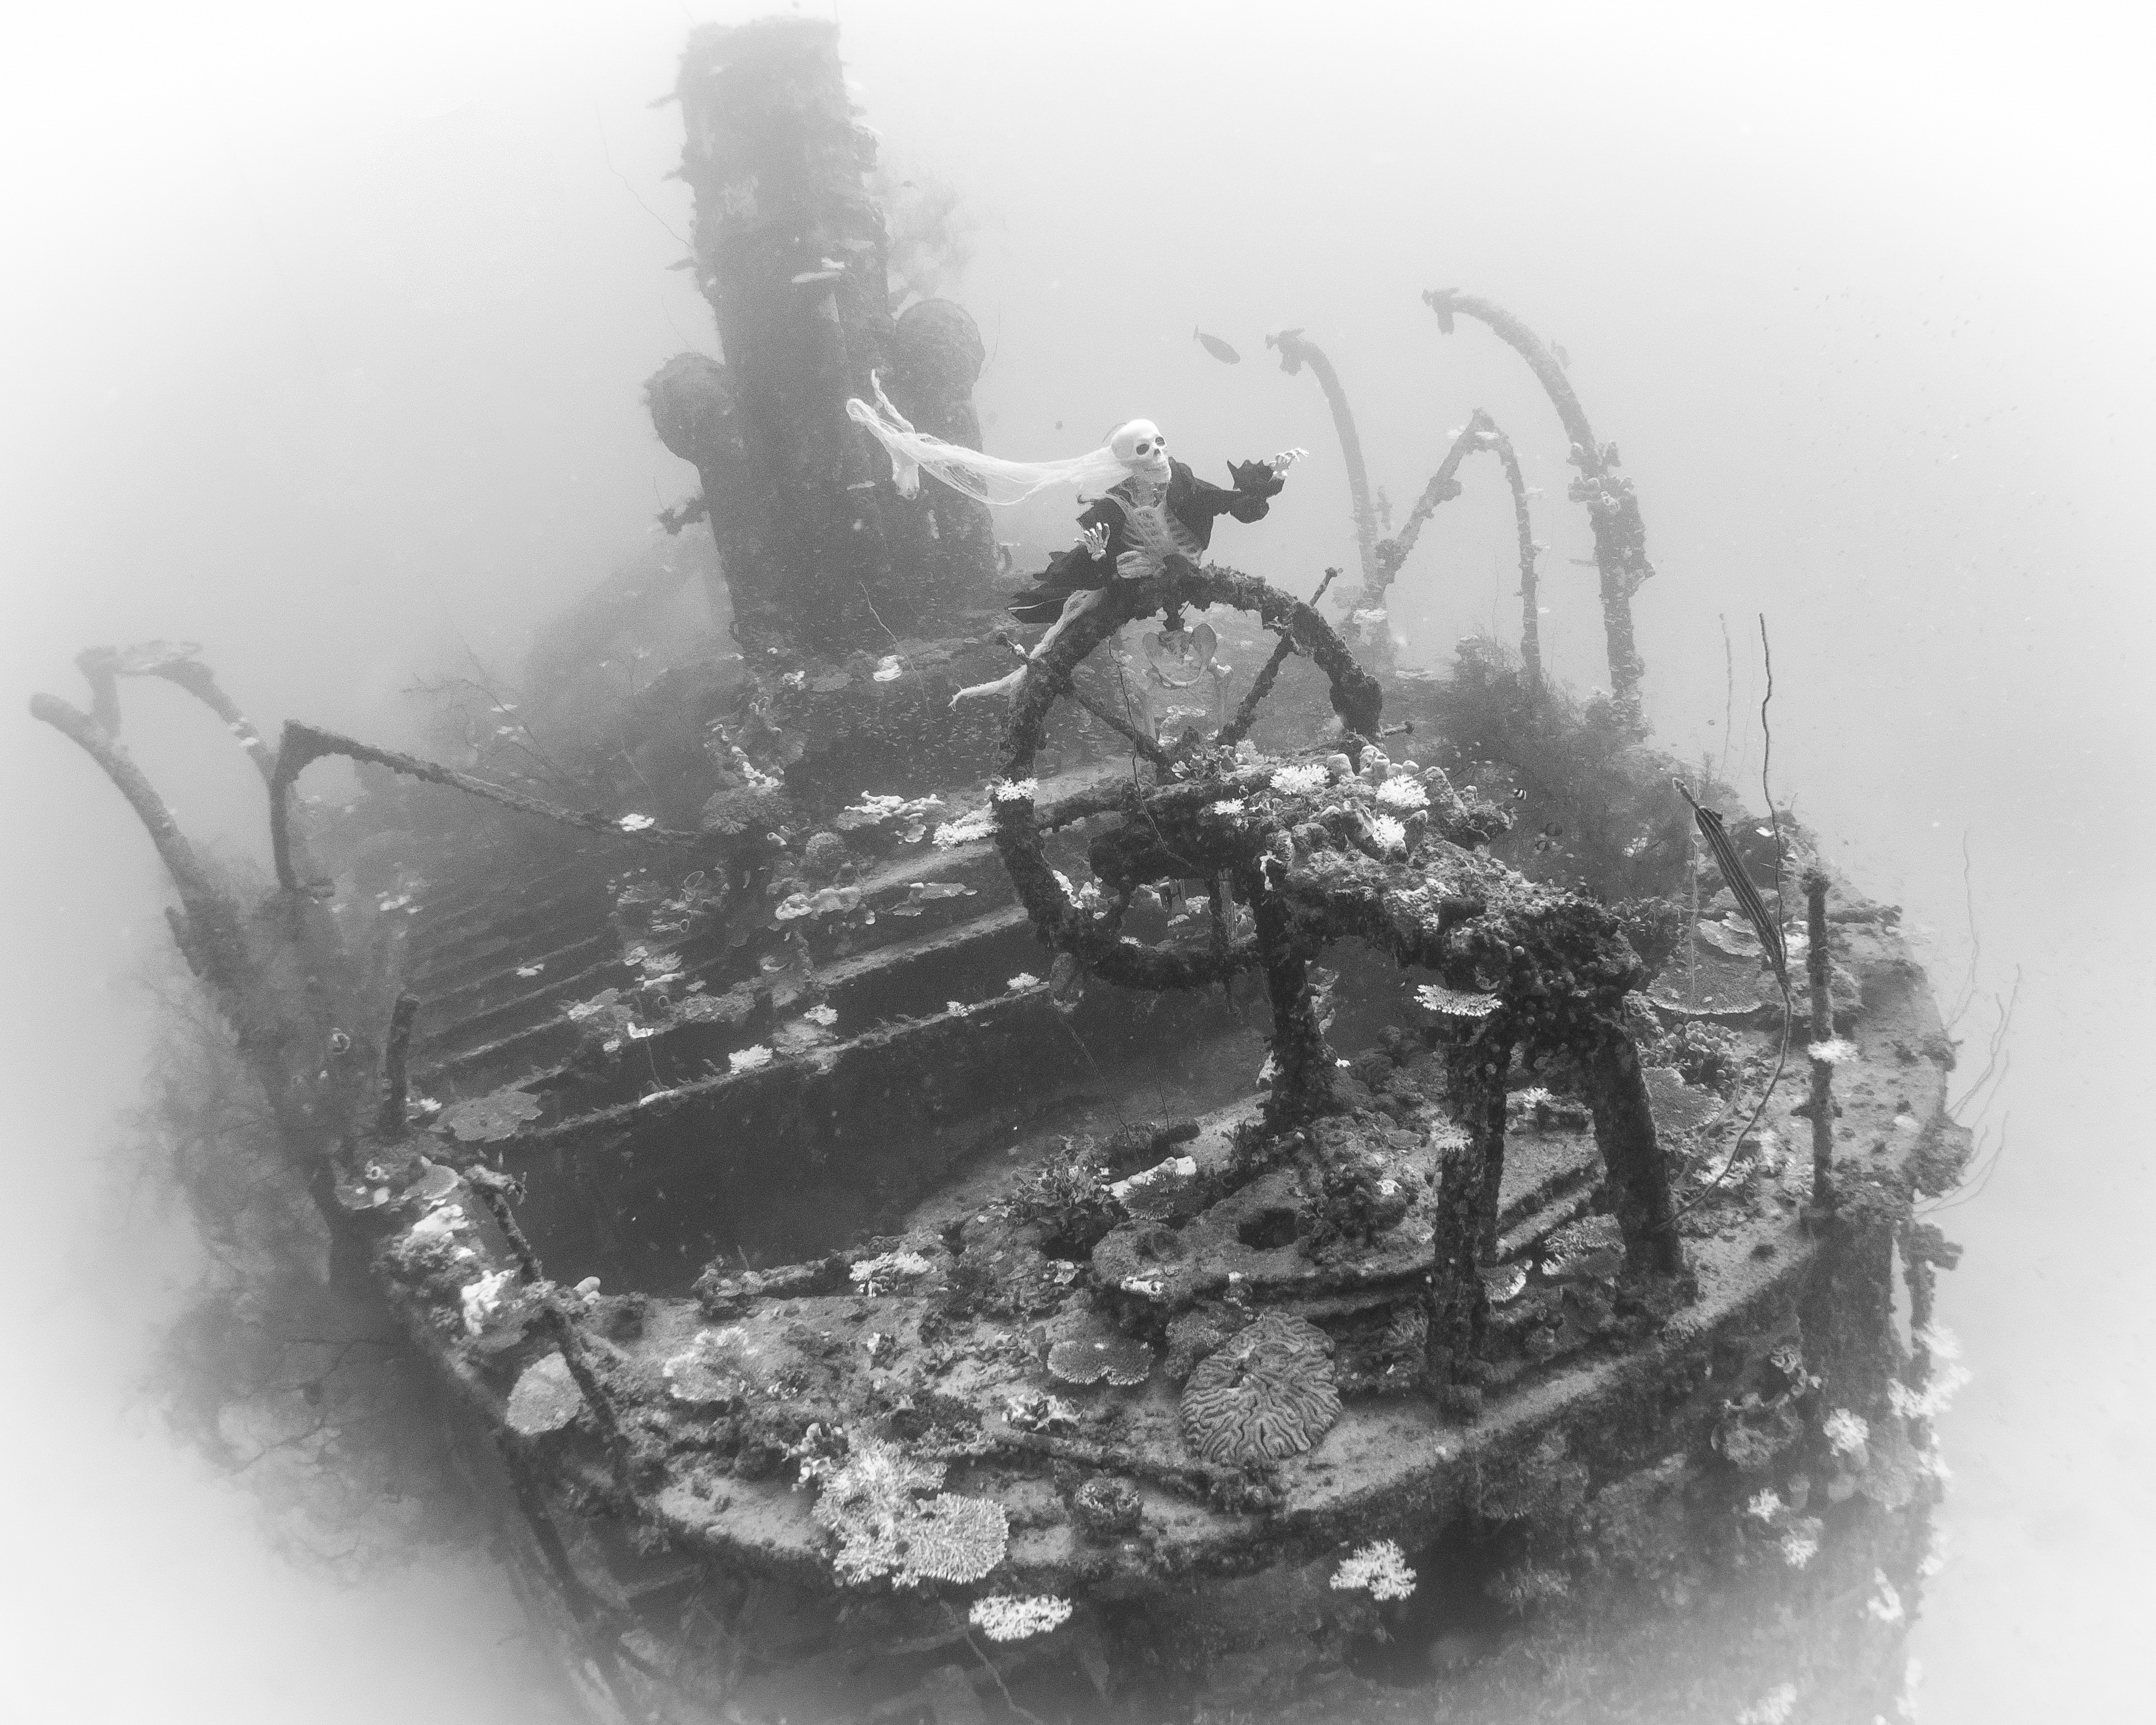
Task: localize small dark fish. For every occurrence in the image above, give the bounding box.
[1510,788,1528,801]
[1674,779,1789,994]
[1194,326,1241,365]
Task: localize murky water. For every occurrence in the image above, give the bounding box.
[4,4,2151,1721]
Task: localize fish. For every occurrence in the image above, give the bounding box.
[1193,327,1241,365]
[1674,778,1789,994]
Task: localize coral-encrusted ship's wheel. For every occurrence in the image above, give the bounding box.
[983,558,1684,1375]
[987,558,1382,1004]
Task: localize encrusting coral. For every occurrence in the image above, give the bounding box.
[1047,1332,1156,1388]
[968,1594,1074,1642]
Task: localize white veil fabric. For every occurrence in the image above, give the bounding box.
[845,375,1132,506]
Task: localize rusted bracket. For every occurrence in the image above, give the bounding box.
[377,992,421,1139]
[75,643,277,782]
[29,692,253,994]
[267,719,705,893]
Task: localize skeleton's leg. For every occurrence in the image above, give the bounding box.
[1029,588,1105,661]
[950,589,1107,707]
[949,666,1029,708]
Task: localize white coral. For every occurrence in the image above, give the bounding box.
[990,777,1038,802]
[1865,1570,1905,1625]
[1823,1407,1871,1455]
[1270,762,1330,795]
[1736,1682,1798,1725]
[728,1044,773,1073]
[1745,1489,1783,1522]
[1888,1362,1972,1422]
[805,1436,1007,1588]
[1913,1323,1962,1362]
[850,1250,933,1295]
[460,1267,516,1335]
[1415,981,1500,1018]
[1331,1538,1417,1601]
[1109,1156,1196,1204]
[932,810,995,848]
[410,1204,470,1244]
[1374,775,1428,810]
[1778,1528,1820,1569]
[1366,814,1408,852]
[1806,1037,1859,1065]
[968,1594,1073,1642]
[1207,798,1246,815]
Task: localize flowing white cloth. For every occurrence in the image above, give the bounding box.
[845,375,1130,505]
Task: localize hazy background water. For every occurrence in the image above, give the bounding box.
[4,2,2149,1718]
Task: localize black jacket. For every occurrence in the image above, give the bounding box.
[1007,457,1283,626]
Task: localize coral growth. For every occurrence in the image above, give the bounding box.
[1047,1330,1155,1388]
[1180,1311,1341,1465]
[1330,1539,1418,1600]
[1070,1475,1143,1541]
[799,1434,1007,1588]
[968,1593,1073,1642]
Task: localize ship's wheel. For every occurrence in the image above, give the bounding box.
[985,559,1383,1005]
[971,556,1415,1138]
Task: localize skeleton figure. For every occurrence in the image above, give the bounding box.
[845,383,1303,705]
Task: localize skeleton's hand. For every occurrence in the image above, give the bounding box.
[1267,448,1309,476]
[1076,524,1111,561]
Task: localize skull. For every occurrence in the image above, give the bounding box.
[1107,419,1172,486]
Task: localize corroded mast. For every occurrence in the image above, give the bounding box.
[1423,289,1652,718]
[650,17,996,653]
[1267,329,1381,601]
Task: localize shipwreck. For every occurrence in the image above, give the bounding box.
[36,17,1970,1725]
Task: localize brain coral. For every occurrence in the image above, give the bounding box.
[1180,1311,1341,1465]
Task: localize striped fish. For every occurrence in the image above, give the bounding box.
[1675,779,1789,994]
